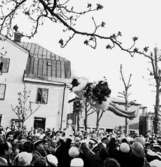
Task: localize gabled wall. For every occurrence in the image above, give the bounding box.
[0,36,29,127]
[0,36,72,130]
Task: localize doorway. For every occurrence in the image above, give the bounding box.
[34,117,46,130]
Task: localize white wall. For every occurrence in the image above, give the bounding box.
[24,82,71,130]
[0,37,28,127]
[0,37,72,130]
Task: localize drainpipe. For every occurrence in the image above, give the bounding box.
[60,83,66,130]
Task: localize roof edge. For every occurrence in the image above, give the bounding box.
[23,76,71,86]
[0,34,29,54]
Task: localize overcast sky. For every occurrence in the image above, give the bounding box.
[20,0,161,112]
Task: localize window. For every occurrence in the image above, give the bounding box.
[0,57,10,73]
[0,84,6,100]
[34,117,46,130]
[11,119,22,129]
[36,88,48,104]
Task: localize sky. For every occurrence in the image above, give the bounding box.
[19,0,161,112]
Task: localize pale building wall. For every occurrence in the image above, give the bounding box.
[0,37,72,130]
[24,82,71,131]
[0,36,29,127]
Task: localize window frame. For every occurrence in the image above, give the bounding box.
[0,84,6,100]
[0,57,10,73]
[36,88,49,104]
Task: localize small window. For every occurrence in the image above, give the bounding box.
[47,60,52,66]
[0,84,6,100]
[0,57,10,73]
[36,88,48,104]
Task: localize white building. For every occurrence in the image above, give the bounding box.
[0,34,72,131]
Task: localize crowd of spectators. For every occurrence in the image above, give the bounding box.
[0,124,161,167]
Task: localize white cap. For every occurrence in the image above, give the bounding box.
[70,158,84,167]
[120,143,130,153]
[68,146,80,158]
[46,154,58,166]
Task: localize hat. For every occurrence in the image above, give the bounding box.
[70,158,84,167]
[134,137,145,146]
[46,154,58,167]
[14,152,32,166]
[120,143,130,153]
[0,157,8,166]
[68,146,80,158]
[34,140,44,148]
[89,138,98,145]
[101,136,107,142]
[131,142,145,158]
[149,159,161,167]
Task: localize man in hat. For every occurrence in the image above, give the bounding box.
[55,136,72,167]
[32,139,47,165]
[92,136,109,162]
[80,141,103,167]
[130,142,145,167]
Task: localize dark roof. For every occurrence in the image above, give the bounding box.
[19,42,71,81]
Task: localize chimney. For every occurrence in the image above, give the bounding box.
[13,25,23,42]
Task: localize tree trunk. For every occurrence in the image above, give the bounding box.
[77,113,80,131]
[125,118,129,135]
[84,101,88,131]
[154,82,160,135]
[125,94,129,136]
[96,110,100,131]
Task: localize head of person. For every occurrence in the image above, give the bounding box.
[46,154,58,167]
[134,136,145,147]
[131,142,145,158]
[119,143,130,153]
[68,146,80,158]
[13,152,33,166]
[34,140,47,157]
[2,142,13,156]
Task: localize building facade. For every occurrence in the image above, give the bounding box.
[0,34,72,131]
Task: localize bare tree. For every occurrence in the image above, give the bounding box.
[11,84,40,129]
[119,64,132,135]
[72,79,111,131]
[146,47,161,135]
[0,0,147,56]
[95,108,105,131]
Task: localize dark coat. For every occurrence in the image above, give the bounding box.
[55,138,72,167]
[80,143,104,167]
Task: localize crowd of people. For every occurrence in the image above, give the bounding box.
[0,125,161,167]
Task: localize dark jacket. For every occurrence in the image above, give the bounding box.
[55,138,72,167]
[80,143,104,167]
